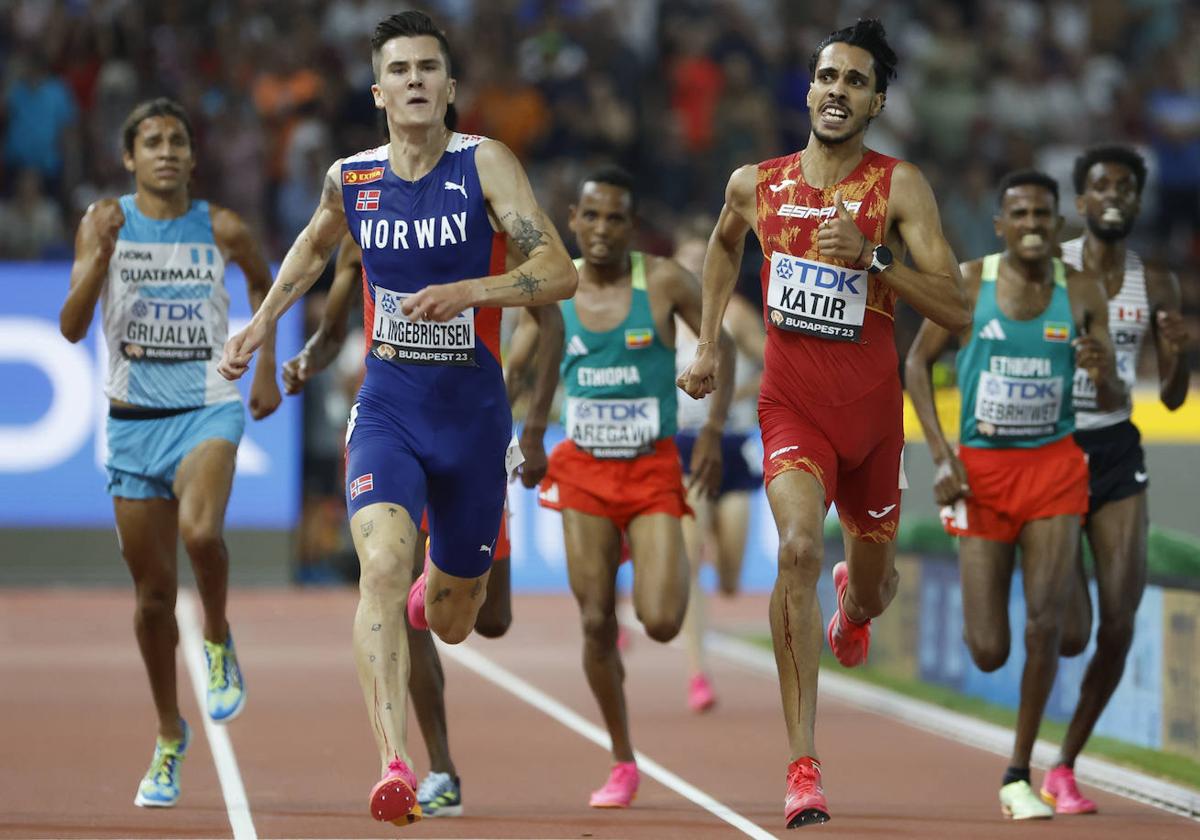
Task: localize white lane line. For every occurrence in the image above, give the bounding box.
[707,631,1200,822]
[438,640,780,840]
[177,590,258,840]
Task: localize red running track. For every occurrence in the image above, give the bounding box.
[0,589,1195,839]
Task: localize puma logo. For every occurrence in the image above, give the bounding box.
[444,178,467,199]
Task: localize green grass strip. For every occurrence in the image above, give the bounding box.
[745,634,1200,790]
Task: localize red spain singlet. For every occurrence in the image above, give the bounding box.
[754,148,906,543]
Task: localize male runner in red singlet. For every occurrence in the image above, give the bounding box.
[678,19,970,828]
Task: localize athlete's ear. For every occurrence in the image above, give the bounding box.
[870,91,885,119]
[567,203,579,231]
[370,82,385,111]
[1074,194,1086,219]
[122,149,135,175]
[992,212,1004,241]
[447,77,456,105]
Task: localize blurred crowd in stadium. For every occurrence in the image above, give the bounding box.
[4,0,1200,372]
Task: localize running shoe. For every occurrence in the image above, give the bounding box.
[417,771,463,817]
[1040,765,1097,815]
[688,672,717,713]
[589,761,638,808]
[204,631,246,722]
[826,561,871,667]
[369,758,423,826]
[134,719,191,808]
[1000,780,1053,820]
[784,756,830,828]
[407,541,430,631]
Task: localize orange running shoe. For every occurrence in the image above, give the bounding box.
[369,758,423,826]
[785,756,830,828]
[826,561,870,667]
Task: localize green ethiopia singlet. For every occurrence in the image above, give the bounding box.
[561,252,677,458]
[958,254,1076,448]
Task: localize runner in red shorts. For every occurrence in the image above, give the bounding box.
[905,170,1123,819]
[678,19,970,828]
[535,165,735,808]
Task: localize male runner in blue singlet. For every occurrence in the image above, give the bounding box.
[59,98,281,808]
[218,11,576,827]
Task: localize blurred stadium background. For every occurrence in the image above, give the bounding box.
[1,0,1199,786]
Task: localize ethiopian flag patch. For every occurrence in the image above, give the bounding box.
[625,328,653,349]
[1043,322,1070,343]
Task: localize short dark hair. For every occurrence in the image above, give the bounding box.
[580,165,637,211]
[122,98,194,155]
[372,10,453,77]
[997,169,1059,208]
[1072,144,1147,196]
[809,19,898,94]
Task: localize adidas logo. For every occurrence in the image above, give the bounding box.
[566,335,589,356]
[979,318,1007,340]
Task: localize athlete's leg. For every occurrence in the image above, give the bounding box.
[1010,514,1081,770]
[173,439,237,643]
[474,557,512,639]
[714,491,751,596]
[1057,492,1147,765]
[679,486,713,676]
[114,496,185,741]
[840,533,898,624]
[351,502,420,773]
[563,509,628,760]
[627,512,689,642]
[958,537,1018,672]
[1058,545,1093,657]
[766,470,827,761]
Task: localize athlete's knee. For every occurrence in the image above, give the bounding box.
[180,520,223,560]
[964,626,1009,672]
[358,549,411,600]
[1095,611,1135,654]
[431,618,474,645]
[1023,610,1063,652]
[579,607,618,646]
[640,607,683,643]
[1059,621,1090,658]
[776,533,823,587]
[473,602,511,639]
[135,584,176,624]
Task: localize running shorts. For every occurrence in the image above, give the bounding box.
[1074,420,1148,513]
[676,429,763,495]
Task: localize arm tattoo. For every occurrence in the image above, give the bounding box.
[507,213,546,257]
[511,270,544,300]
[321,171,341,206]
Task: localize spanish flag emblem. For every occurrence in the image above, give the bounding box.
[1043,322,1070,343]
[625,328,653,349]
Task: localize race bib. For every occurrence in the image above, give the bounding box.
[765,252,867,342]
[371,286,475,366]
[974,371,1063,438]
[566,396,660,459]
[121,299,212,362]
[1072,349,1135,412]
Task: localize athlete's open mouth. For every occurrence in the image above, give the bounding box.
[407,96,429,105]
[1100,207,1124,225]
[820,104,850,124]
[1019,233,1045,249]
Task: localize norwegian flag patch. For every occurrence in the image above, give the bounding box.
[356,189,381,212]
[349,473,375,499]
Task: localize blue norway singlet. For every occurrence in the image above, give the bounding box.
[101,196,239,408]
[342,133,507,408]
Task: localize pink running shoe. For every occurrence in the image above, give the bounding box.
[407,543,430,631]
[826,561,871,667]
[1040,765,1097,815]
[369,758,423,826]
[688,673,717,713]
[785,756,830,828]
[589,761,638,808]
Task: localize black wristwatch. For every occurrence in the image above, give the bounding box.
[867,243,893,274]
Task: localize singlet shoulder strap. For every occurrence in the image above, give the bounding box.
[980,253,1001,283]
[631,251,646,291]
[1052,257,1066,288]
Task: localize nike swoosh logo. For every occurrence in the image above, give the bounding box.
[868,504,896,519]
[1134,471,1148,483]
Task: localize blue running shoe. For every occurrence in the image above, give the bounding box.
[417,771,463,817]
[134,720,190,808]
[204,631,246,722]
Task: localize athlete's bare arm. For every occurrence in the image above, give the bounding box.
[282,232,361,395]
[505,307,539,405]
[219,160,349,380]
[905,260,984,506]
[1067,268,1125,412]
[881,163,970,332]
[515,303,564,488]
[212,205,281,419]
[677,164,756,400]
[60,199,125,343]
[1145,267,1191,410]
[400,140,577,322]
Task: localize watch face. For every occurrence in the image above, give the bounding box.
[870,244,893,272]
